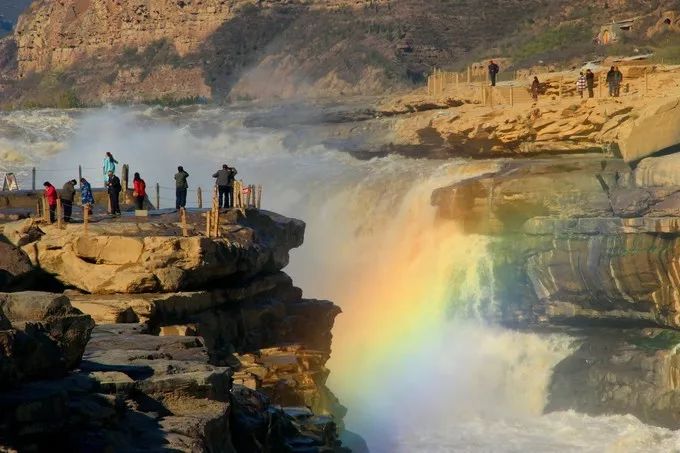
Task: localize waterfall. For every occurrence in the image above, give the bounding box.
[7,105,680,453]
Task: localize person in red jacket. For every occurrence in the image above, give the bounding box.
[43,181,58,223]
[132,172,146,210]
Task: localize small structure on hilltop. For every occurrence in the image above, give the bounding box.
[597,17,639,45]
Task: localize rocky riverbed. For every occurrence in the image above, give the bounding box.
[0,208,345,452]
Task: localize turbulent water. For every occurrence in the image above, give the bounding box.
[3,105,680,452]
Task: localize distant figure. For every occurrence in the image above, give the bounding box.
[61,179,77,222]
[43,181,58,223]
[174,166,189,209]
[102,152,118,184]
[80,178,94,214]
[531,76,540,101]
[488,60,500,87]
[106,171,122,216]
[606,66,623,97]
[577,72,587,98]
[614,66,623,97]
[213,164,231,209]
[132,172,146,210]
[585,69,595,98]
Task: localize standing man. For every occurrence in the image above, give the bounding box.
[107,171,122,217]
[614,66,623,97]
[226,165,238,209]
[212,164,230,209]
[43,181,58,223]
[61,179,77,222]
[174,166,189,210]
[585,69,595,98]
[606,66,617,97]
[488,60,500,87]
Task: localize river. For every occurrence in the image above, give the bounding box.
[2,105,680,452]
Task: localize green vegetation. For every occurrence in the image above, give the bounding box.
[512,24,594,62]
[142,95,208,107]
[15,72,84,109]
[627,330,680,351]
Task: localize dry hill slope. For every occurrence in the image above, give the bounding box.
[1,0,679,106]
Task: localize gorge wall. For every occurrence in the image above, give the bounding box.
[432,154,680,428]
[2,0,678,106]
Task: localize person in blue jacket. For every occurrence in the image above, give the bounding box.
[102,152,118,184]
[80,177,94,215]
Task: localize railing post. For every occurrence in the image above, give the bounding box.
[32,167,36,191]
[510,86,514,106]
[56,199,63,229]
[467,66,471,84]
[78,165,82,182]
[599,74,603,98]
[155,183,160,210]
[645,70,649,95]
[256,185,262,209]
[197,187,202,209]
[83,205,89,235]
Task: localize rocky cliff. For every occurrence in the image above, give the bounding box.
[0,209,345,452]
[2,0,678,106]
[432,153,680,427]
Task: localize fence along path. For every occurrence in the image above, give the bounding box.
[427,64,655,107]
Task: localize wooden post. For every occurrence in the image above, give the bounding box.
[510,86,514,106]
[121,164,129,202]
[197,187,203,209]
[256,185,262,209]
[180,207,188,237]
[35,201,40,218]
[78,165,82,182]
[205,211,211,237]
[467,66,471,84]
[83,205,89,235]
[599,74,603,98]
[42,196,48,223]
[32,167,36,191]
[645,70,649,95]
[455,72,459,90]
[56,198,63,229]
[155,183,160,210]
[482,86,487,106]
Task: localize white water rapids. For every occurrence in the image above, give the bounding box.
[2,106,680,452]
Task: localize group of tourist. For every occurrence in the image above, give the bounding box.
[172,163,238,209]
[42,153,240,222]
[487,61,625,102]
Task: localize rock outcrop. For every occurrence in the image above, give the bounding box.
[5,209,303,294]
[0,207,345,451]
[0,291,94,387]
[618,97,680,162]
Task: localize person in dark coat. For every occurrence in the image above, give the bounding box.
[488,60,500,87]
[174,166,189,209]
[43,182,58,223]
[213,164,230,209]
[585,69,595,98]
[61,179,77,222]
[106,171,122,216]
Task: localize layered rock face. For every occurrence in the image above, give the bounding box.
[0,208,344,451]
[432,154,680,426]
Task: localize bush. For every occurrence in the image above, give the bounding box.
[513,24,593,62]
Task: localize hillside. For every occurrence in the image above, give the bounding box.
[1,0,680,106]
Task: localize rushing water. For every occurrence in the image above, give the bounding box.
[3,105,680,452]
